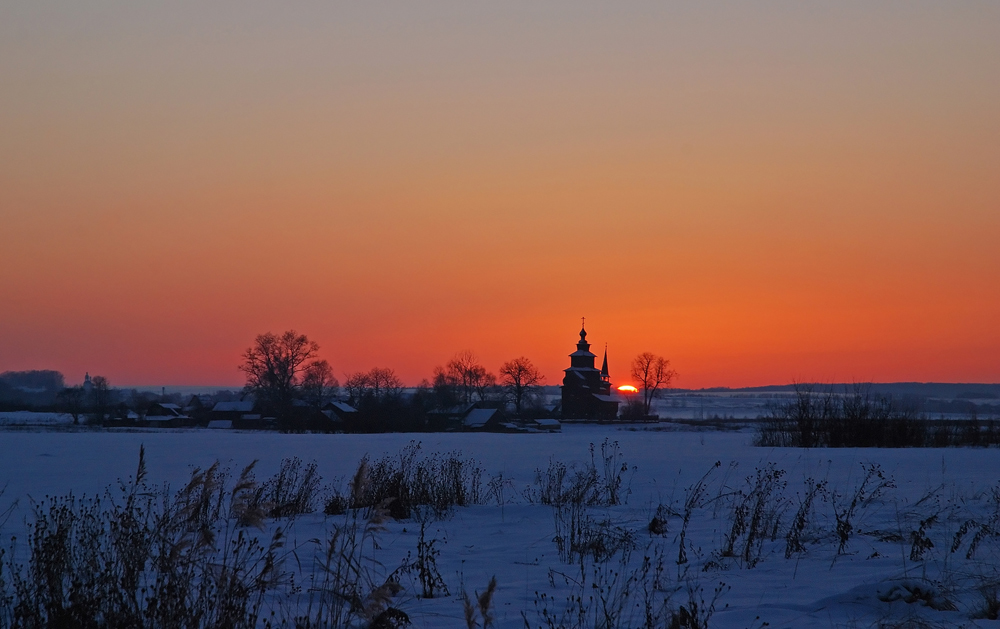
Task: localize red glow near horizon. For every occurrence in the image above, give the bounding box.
[1,3,999,388]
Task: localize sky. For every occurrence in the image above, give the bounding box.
[1,1,998,389]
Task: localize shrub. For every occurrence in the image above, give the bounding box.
[463,576,498,629]
[678,462,720,566]
[754,384,943,448]
[524,541,675,629]
[649,504,670,537]
[527,440,633,508]
[831,463,894,556]
[720,464,788,568]
[393,512,449,599]
[551,499,635,565]
[1,448,282,629]
[668,581,729,629]
[251,456,323,519]
[785,478,826,559]
[293,461,406,628]
[351,441,485,520]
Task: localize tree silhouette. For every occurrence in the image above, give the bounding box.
[344,371,371,406]
[301,359,339,408]
[344,367,402,405]
[444,351,495,404]
[368,367,403,400]
[499,356,545,415]
[239,330,319,421]
[56,386,85,425]
[630,352,677,416]
[90,376,113,423]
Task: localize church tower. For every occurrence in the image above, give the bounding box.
[570,325,597,370]
[560,320,619,420]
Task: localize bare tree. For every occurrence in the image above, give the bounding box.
[129,390,155,420]
[56,386,85,425]
[432,366,460,407]
[630,352,677,416]
[499,356,545,415]
[90,375,113,423]
[239,330,319,419]
[368,367,403,400]
[301,359,339,408]
[445,351,495,404]
[344,371,371,406]
[344,368,403,405]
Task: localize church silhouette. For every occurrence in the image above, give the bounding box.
[561,321,620,420]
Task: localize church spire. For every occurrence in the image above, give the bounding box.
[601,344,610,381]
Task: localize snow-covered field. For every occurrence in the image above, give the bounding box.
[0,411,74,426]
[2,425,999,628]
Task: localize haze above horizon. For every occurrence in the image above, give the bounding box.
[2,1,998,388]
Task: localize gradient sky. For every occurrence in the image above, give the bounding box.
[1,1,998,389]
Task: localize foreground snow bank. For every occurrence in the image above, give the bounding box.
[1,425,999,628]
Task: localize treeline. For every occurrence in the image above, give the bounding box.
[0,370,65,409]
[5,329,682,430]
[756,384,1000,448]
[239,332,550,432]
[1,371,243,426]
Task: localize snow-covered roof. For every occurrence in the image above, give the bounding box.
[463,408,499,429]
[592,394,618,403]
[429,403,476,415]
[535,418,561,427]
[147,403,182,417]
[327,401,358,414]
[212,401,255,413]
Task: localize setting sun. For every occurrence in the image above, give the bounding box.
[617,385,638,393]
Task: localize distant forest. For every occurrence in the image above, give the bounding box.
[0,370,65,407]
[2,368,999,422]
[687,382,1000,399]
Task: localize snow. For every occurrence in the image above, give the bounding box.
[0,411,74,426]
[2,424,999,628]
[212,400,255,412]
[463,408,499,429]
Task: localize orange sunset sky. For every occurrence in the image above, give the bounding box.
[1,2,998,389]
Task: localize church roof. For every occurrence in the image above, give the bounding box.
[570,349,597,358]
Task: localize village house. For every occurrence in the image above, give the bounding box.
[141,402,195,428]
